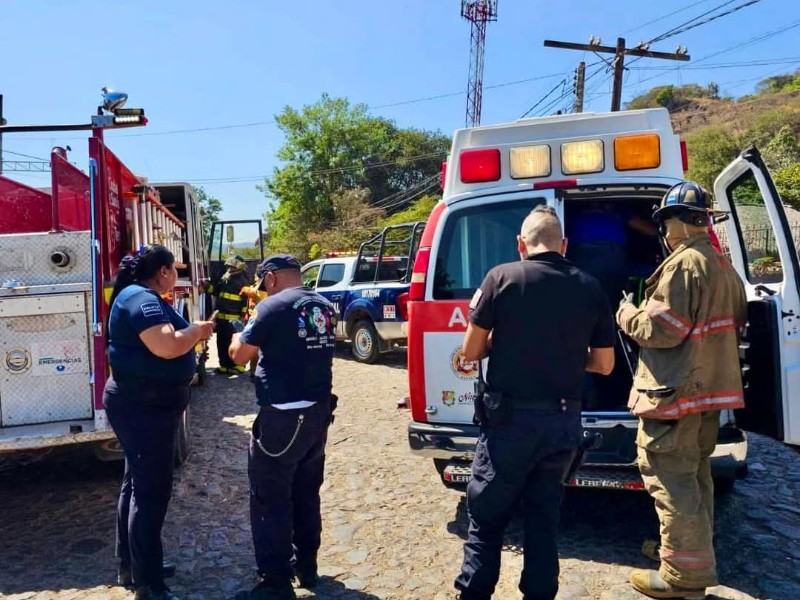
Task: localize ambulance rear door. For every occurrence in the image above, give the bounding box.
[713,147,800,445]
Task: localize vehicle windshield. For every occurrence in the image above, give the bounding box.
[433,197,545,299]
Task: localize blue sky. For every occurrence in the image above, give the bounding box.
[3,0,799,221]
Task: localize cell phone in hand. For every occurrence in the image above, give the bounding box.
[209,310,219,321]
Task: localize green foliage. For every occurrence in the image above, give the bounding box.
[379,194,439,227]
[762,126,800,171]
[262,94,449,261]
[756,71,800,95]
[306,188,386,258]
[685,127,741,191]
[774,164,800,210]
[194,186,223,243]
[626,83,723,111]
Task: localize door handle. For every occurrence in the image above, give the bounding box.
[755,284,776,297]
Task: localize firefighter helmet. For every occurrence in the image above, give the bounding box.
[652,181,715,222]
[224,255,246,271]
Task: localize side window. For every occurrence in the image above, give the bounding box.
[318,263,345,288]
[302,265,321,288]
[721,171,784,284]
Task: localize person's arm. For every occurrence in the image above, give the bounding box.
[229,333,259,365]
[617,264,698,349]
[464,271,498,362]
[462,322,491,362]
[140,321,213,359]
[586,347,614,375]
[229,299,270,366]
[587,282,616,375]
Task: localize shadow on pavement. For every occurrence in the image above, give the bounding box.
[334,345,408,371]
[445,484,770,599]
[0,445,123,593]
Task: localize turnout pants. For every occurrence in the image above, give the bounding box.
[104,378,189,592]
[455,408,581,600]
[216,318,235,369]
[637,410,720,589]
[249,401,331,583]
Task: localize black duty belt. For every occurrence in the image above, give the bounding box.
[511,397,582,413]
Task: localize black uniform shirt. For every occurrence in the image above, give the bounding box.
[240,286,336,406]
[470,252,615,402]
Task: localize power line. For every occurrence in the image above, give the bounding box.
[648,0,760,44]
[630,57,800,70]
[4,148,49,161]
[520,79,568,118]
[622,0,717,35]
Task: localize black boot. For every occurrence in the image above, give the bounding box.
[294,561,318,589]
[118,562,177,587]
[249,578,297,600]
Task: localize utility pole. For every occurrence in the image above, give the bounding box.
[544,37,690,111]
[573,62,586,113]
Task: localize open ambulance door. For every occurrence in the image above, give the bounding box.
[714,147,800,445]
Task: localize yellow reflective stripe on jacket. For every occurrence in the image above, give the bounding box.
[219,291,243,302]
[216,313,241,321]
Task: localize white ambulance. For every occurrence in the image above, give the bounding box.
[406,107,799,492]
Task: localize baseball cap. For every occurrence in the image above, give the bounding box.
[254,253,301,287]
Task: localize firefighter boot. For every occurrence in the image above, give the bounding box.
[248,578,297,600]
[133,587,180,600]
[630,569,706,599]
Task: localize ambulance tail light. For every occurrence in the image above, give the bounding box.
[441,161,447,189]
[533,179,577,191]
[409,246,431,301]
[397,292,410,321]
[460,149,501,183]
[680,140,689,172]
[614,134,661,171]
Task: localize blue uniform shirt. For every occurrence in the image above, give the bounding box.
[567,210,629,245]
[240,287,336,406]
[108,284,196,382]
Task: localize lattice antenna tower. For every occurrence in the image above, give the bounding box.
[461,0,498,128]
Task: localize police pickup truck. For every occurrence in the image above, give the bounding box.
[301,222,425,363]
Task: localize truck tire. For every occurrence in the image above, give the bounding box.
[351,320,380,364]
[174,406,191,467]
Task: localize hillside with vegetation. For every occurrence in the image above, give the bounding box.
[626,72,800,209]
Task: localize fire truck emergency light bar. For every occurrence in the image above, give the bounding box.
[459,133,663,183]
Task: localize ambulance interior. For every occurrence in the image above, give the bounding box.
[562,188,666,413]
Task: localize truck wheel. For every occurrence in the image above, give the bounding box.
[174,406,191,467]
[351,320,380,364]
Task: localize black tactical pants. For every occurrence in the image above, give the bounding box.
[216,318,235,369]
[104,377,189,592]
[248,401,331,584]
[455,407,580,600]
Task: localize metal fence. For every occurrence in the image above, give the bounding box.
[714,224,800,259]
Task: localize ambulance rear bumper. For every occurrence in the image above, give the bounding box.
[408,421,479,460]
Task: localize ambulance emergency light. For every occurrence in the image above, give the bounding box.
[459,148,501,183]
[510,145,551,179]
[614,134,661,171]
[561,139,604,175]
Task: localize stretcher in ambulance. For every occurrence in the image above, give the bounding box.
[406,108,798,492]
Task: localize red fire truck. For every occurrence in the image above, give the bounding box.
[0,92,208,463]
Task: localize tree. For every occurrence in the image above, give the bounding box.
[774,164,800,210]
[194,186,223,243]
[379,194,439,227]
[762,125,800,171]
[685,127,741,191]
[262,94,449,260]
[307,188,386,258]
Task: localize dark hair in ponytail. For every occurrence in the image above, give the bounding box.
[108,244,175,309]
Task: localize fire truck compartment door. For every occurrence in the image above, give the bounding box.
[0,293,93,426]
[714,147,800,445]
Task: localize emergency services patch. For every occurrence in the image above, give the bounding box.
[469,288,483,309]
[140,302,164,318]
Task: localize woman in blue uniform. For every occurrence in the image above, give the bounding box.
[104,244,214,600]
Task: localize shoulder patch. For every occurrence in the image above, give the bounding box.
[469,288,483,309]
[140,302,164,318]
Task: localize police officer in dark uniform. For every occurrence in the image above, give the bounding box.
[208,255,249,374]
[104,244,215,600]
[454,206,616,600]
[229,254,337,600]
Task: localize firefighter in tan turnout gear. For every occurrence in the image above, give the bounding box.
[616,182,747,599]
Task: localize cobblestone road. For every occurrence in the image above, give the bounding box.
[1,348,799,599]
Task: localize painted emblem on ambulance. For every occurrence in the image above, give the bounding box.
[442,390,456,406]
[450,346,478,381]
[5,349,31,374]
